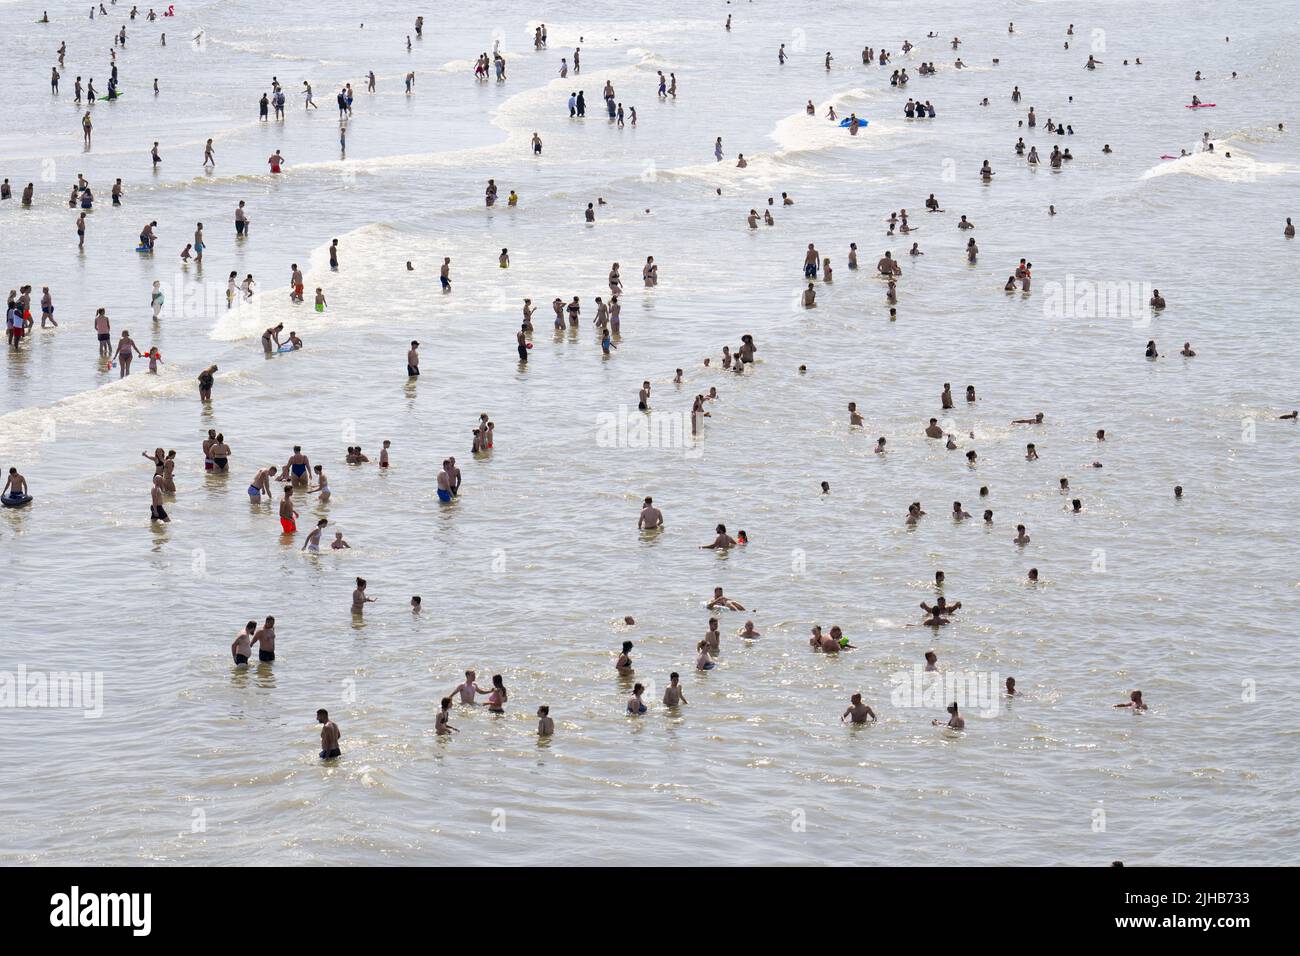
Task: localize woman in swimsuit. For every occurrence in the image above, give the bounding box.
[115,331,142,377]
[208,434,231,472]
[310,464,331,502]
[627,683,647,714]
[286,446,310,485]
[141,447,165,476]
[486,675,508,713]
[161,451,177,493]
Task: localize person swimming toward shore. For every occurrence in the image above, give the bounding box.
[706,586,745,611]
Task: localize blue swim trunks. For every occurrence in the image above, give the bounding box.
[437,488,452,503]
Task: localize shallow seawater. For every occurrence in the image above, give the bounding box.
[1,0,1298,865]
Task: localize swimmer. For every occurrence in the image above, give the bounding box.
[231,620,255,666]
[331,532,350,550]
[350,577,375,614]
[248,616,276,663]
[638,496,663,530]
[1180,342,1196,357]
[616,640,634,674]
[848,402,864,426]
[247,465,277,501]
[920,597,961,622]
[627,684,648,715]
[309,465,331,502]
[450,670,490,705]
[1014,524,1030,545]
[317,709,341,759]
[695,641,716,671]
[740,621,760,639]
[703,618,721,653]
[701,523,737,550]
[706,586,745,611]
[536,706,554,736]
[1012,413,1044,424]
[841,693,877,724]
[662,673,688,706]
[1115,690,1148,712]
[301,517,328,552]
[933,702,965,729]
[436,698,459,735]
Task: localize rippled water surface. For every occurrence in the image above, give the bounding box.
[1,0,1298,865]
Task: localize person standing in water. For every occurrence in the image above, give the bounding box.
[317,709,341,759]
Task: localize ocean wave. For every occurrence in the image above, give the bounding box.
[1140,148,1298,183]
[0,366,254,456]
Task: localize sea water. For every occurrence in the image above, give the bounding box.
[0,0,1297,865]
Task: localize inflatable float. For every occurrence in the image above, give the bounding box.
[838,118,870,128]
[2,494,33,508]
[1185,103,1216,109]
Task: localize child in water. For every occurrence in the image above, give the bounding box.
[314,288,327,312]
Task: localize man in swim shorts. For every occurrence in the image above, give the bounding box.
[279,486,298,533]
[638,496,663,529]
[231,621,254,666]
[248,465,277,501]
[3,467,29,503]
[149,475,169,523]
[407,340,420,376]
[317,709,341,759]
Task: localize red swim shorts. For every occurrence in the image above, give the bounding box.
[280,518,297,534]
